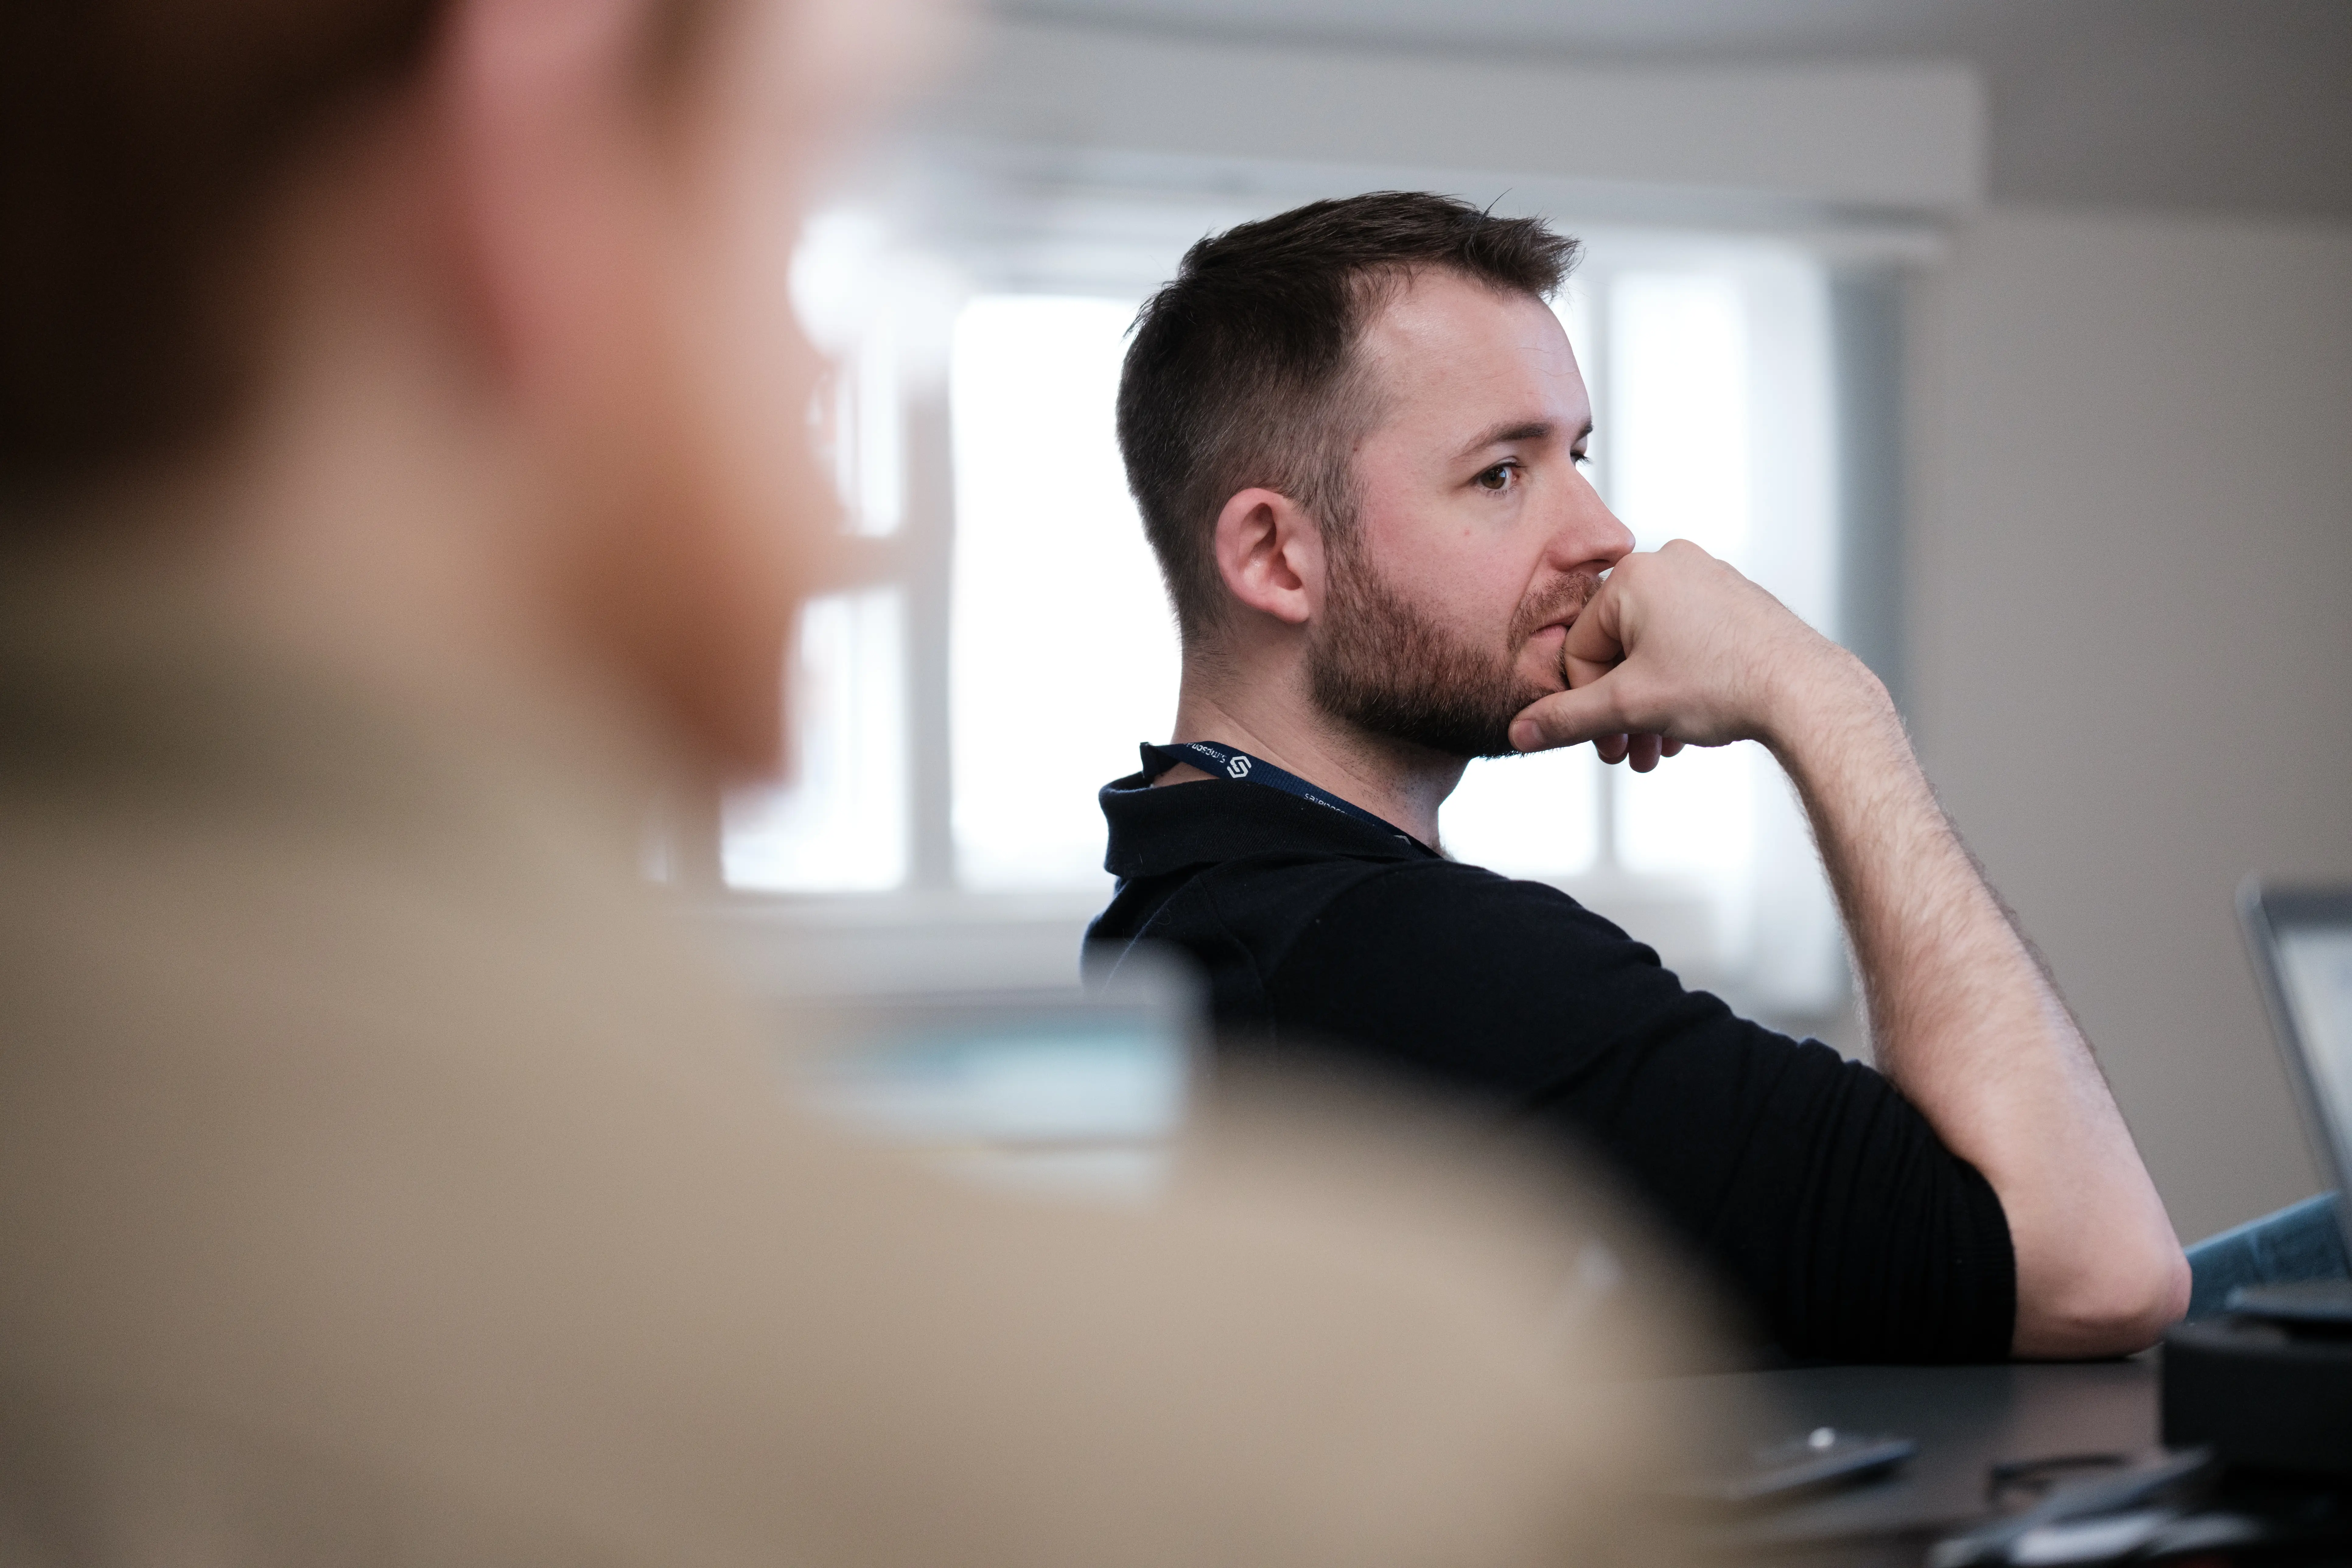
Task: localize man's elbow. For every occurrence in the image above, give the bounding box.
[2012,1241,2192,1359]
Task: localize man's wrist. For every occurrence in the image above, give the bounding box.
[1755,642,1906,782]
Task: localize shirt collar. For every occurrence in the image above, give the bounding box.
[1100,743,1440,880]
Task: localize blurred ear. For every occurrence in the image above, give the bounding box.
[435,0,813,781]
[440,0,660,405]
[1212,487,1325,628]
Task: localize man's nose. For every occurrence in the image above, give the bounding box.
[1552,468,1636,573]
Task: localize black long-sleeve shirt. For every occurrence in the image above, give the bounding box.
[1085,752,2016,1364]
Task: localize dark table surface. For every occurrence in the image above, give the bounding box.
[1677,1356,2162,1563]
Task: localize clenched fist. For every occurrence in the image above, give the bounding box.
[1509,540,1874,768]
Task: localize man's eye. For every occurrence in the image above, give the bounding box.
[1572,450,1592,469]
[1474,463,1517,492]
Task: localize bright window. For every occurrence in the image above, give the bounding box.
[724,586,909,892]
[949,296,1178,893]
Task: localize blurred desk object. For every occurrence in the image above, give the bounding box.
[1682,1359,2159,1565]
[687,903,1200,1201]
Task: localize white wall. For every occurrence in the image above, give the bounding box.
[924,20,1983,216]
[1910,209,2352,1241]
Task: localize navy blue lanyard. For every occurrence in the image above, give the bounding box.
[1141,740,1423,849]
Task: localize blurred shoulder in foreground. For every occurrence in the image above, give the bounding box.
[0,605,1718,1562]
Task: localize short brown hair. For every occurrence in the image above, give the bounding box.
[0,0,709,514]
[1116,192,1580,643]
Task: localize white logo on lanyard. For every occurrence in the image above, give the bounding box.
[1226,755,1251,779]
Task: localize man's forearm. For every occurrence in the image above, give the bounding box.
[1517,543,2188,1352]
[1763,655,2188,1356]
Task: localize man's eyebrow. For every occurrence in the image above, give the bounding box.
[1453,419,1591,460]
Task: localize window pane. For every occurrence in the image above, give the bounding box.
[950,296,1181,892]
[1616,741,1758,877]
[1553,287,1604,502]
[724,587,909,892]
[793,209,906,537]
[835,327,904,538]
[1607,271,1758,884]
[1441,748,1600,878]
[1610,273,1750,562]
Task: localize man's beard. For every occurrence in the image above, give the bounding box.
[1306,544,1597,760]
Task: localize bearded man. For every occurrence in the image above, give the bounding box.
[1088,191,2190,1364]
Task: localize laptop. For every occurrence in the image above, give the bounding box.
[2235,880,2352,1320]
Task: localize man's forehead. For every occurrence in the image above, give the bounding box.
[1356,270,1587,434]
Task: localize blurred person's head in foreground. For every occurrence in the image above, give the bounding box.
[1,0,940,781]
[0,6,1736,1565]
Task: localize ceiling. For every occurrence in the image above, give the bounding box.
[992,0,2352,219]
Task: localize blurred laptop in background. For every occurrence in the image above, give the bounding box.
[2180,883,2352,1318]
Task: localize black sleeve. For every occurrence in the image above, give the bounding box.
[1259,863,2016,1364]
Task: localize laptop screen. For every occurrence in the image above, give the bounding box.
[2276,918,2352,1167]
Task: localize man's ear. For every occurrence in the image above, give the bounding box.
[1212,487,1324,627]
